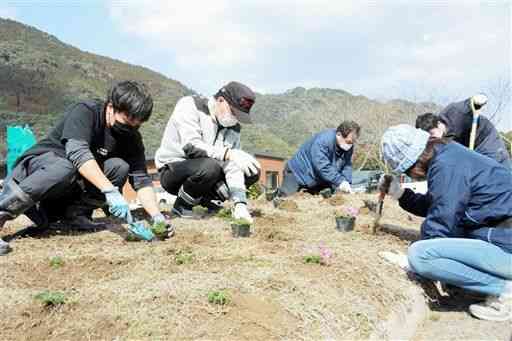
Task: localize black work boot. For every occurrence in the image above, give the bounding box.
[61,192,107,230]
[0,179,35,255]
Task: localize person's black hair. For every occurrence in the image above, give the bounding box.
[336,121,361,138]
[106,81,153,121]
[415,113,441,132]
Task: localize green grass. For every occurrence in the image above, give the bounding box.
[207,290,230,305]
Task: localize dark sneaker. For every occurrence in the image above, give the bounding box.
[201,199,224,215]
[0,238,12,255]
[172,197,199,219]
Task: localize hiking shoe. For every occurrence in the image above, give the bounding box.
[0,238,12,255]
[469,295,512,322]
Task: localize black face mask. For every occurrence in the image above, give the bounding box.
[111,121,138,137]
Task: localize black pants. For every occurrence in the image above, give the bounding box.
[11,152,129,220]
[277,163,329,197]
[160,158,260,202]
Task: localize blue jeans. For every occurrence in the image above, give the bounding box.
[408,238,512,296]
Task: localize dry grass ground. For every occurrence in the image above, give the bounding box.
[0,193,510,340]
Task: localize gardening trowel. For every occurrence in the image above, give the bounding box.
[372,191,385,234]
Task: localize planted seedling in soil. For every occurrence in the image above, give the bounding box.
[35,291,66,307]
[334,206,358,232]
[231,218,252,237]
[175,250,194,265]
[207,290,230,305]
[192,206,208,216]
[215,208,232,220]
[303,255,322,264]
[49,256,64,269]
[150,221,170,240]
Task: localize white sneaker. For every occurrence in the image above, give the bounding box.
[379,251,411,272]
[232,203,253,224]
[469,295,512,322]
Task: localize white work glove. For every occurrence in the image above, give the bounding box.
[379,251,411,272]
[472,94,488,108]
[378,174,404,200]
[228,149,261,177]
[232,202,253,224]
[337,180,353,194]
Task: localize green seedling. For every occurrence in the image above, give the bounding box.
[247,183,263,200]
[208,290,230,305]
[49,256,64,269]
[215,208,232,219]
[150,221,168,239]
[303,254,322,264]
[35,290,66,307]
[192,206,208,215]
[231,218,252,226]
[175,250,194,265]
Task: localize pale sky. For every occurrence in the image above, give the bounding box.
[2,0,511,130]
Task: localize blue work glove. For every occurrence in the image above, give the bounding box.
[102,187,133,222]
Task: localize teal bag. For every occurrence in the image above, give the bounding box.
[6,125,37,174]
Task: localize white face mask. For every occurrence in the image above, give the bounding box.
[215,100,239,127]
[217,113,238,127]
[338,142,353,151]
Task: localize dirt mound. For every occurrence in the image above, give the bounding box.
[322,193,345,206]
[274,199,300,212]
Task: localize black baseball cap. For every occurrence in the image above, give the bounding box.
[217,81,255,123]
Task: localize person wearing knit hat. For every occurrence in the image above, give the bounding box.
[379,124,512,322]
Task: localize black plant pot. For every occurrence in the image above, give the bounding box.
[231,223,251,237]
[335,216,355,232]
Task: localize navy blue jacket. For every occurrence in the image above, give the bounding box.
[399,142,512,249]
[287,129,353,189]
[439,98,510,167]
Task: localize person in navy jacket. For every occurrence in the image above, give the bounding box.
[275,121,360,197]
[380,124,512,322]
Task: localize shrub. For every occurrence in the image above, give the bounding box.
[215,208,232,219]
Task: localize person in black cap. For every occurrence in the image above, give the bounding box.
[415,94,511,169]
[0,81,173,255]
[155,81,261,222]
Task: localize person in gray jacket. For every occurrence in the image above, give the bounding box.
[155,81,260,222]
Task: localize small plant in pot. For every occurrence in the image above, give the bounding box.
[231,218,252,238]
[334,206,359,232]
